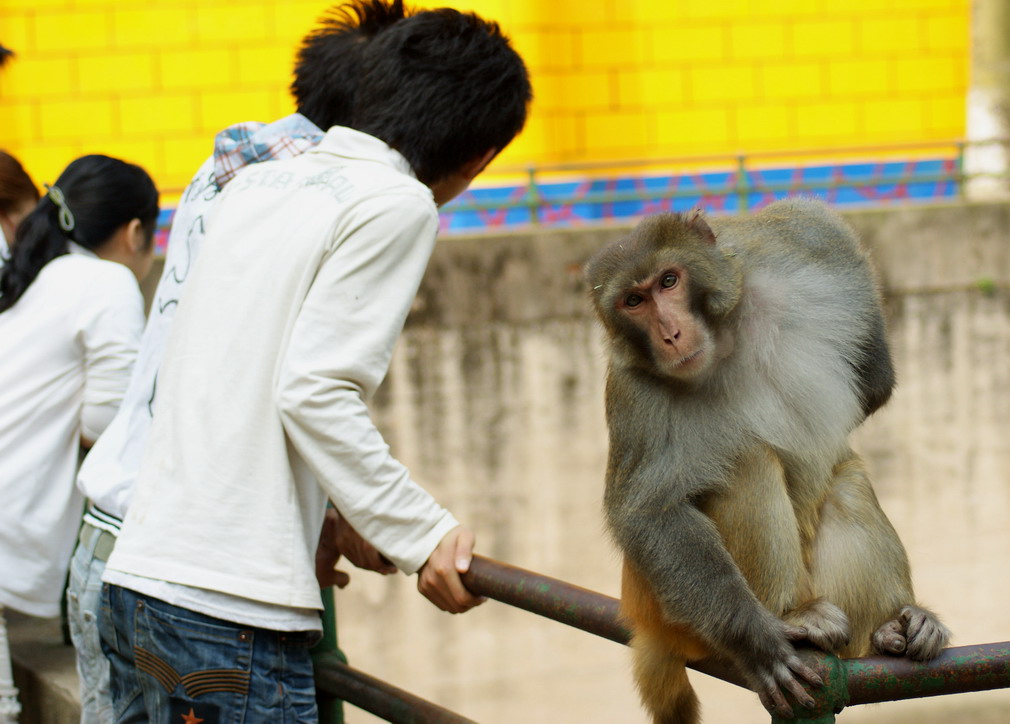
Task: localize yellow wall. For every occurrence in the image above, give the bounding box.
[0,0,969,197]
[502,0,969,166]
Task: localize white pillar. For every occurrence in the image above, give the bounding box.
[965,0,1010,199]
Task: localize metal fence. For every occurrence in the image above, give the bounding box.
[154,138,1009,248]
[436,138,1010,233]
[312,556,1010,723]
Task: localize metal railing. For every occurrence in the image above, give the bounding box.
[313,555,1010,723]
[155,138,1010,246]
[436,138,1010,232]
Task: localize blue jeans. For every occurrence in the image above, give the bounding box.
[66,525,115,724]
[98,584,320,723]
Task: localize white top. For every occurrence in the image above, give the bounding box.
[86,114,326,631]
[76,157,218,528]
[0,247,143,616]
[105,127,460,615]
[77,114,324,530]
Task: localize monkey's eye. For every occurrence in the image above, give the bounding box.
[660,273,679,289]
[624,293,644,308]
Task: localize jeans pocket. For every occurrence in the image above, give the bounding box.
[134,598,254,720]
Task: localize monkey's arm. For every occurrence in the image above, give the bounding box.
[611,496,793,659]
[607,484,821,714]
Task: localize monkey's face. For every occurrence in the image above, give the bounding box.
[613,263,718,381]
[586,211,740,383]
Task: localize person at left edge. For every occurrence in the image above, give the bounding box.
[0,155,158,723]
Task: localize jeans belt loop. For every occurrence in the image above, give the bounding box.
[94,530,116,562]
[83,522,117,562]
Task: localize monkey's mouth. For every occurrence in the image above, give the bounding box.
[674,350,703,368]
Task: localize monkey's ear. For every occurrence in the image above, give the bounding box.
[686,209,717,245]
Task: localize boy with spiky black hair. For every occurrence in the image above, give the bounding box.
[74,2,410,721]
[99,4,531,720]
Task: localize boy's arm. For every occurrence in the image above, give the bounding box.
[315,507,396,589]
[277,191,480,611]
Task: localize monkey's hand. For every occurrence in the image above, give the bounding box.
[739,623,824,718]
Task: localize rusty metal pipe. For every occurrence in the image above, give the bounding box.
[844,641,1010,705]
[314,653,478,724]
[319,554,1010,720]
[463,554,629,644]
[465,555,1010,710]
[461,554,747,688]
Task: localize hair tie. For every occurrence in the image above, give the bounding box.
[44,183,76,234]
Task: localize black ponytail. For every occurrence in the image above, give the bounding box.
[0,154,158,313]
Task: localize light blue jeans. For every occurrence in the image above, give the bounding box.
[66,525,115,724]
[98,584,320,723]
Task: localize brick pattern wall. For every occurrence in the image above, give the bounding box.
[504,0,970,164]
[0,0,969,198]
[0,0,328,195]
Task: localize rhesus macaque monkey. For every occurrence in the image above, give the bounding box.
[585,198,949,723]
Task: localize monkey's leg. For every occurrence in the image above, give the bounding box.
[621,559,706,724]
[809,454,949,660]
[706,448,849,652]
[701,445,807,616]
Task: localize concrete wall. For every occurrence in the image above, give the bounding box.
[340,200,1010,723]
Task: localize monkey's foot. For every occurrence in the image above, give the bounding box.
[873,605,950,661]
[783,598,850,653]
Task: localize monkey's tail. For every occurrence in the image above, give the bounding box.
[631,632,701,724]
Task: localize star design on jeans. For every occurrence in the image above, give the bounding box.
[180,708,204,724]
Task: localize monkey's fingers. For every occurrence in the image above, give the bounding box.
[758,686,794,719]
[872,619,907,656]
[788,658,824,689]
[783,625,809,641]
[757,661,821,718]
[900,605,951,661]
[782,666,821,710]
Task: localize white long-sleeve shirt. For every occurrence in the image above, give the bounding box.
[76,114,323,528]
[105,127,459,613]
[0,247,144,616]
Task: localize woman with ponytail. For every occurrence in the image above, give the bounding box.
[0,155,157,721]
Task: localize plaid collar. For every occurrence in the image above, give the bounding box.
[212,113,325,189]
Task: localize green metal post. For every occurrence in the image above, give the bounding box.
[956,140,967,200]
[313,586,346,724]
[526,166,539,225]
[736,154,750,212]
[769,651,847,724]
